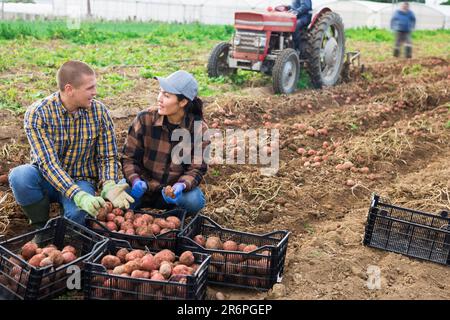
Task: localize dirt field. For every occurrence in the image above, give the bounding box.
[0,53,449,300]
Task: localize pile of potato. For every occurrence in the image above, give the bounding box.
[192,234,271,286]
[93,202,181,237]
[0,242,79,295]
[94,248,199,299]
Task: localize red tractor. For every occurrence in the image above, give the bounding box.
[207,5,352,94]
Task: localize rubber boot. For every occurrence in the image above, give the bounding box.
[393,48,400,57]
[21,195,50,244]
[405,46,412,59]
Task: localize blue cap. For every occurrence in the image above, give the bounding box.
[154,70,198,101]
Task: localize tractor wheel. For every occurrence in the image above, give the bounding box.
[272,48,300,94]
[207,41,236,78]
[305,11,345,89]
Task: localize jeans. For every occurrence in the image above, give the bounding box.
[9,164,95,225]
[121,179,206,215]
[293,15,312,52]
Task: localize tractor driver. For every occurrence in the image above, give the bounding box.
[288,0,313,53]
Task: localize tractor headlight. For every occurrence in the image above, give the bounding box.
[254,36,266,47]
[233,35,241,46]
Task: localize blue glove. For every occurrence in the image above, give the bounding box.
[172,182,186,200]
[161,183,186,204]
[130,178,147,199]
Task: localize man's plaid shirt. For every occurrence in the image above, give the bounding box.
[24,92,119,199]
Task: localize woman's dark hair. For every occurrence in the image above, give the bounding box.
[176,94,203,119]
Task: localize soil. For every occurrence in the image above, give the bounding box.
[0,55,449,300]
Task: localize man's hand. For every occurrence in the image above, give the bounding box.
[101,181,135,209]
[73,191,105,218]
[130,178,147,199]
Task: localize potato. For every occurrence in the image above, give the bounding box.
[165,221,177,230]
[101,255,121,269]
[163,186,175,199]
[21,241,38,261]
[223,240,238,251]
[131,270,150,279]
[124,211,134,220]
[62,245,77,255]
[154,218,169,229]
[96,208,107,221]
[47,250,64,267]
[172,265,193,276]
[179,251,195,267]
[205,236,223,250]
[137,225,155,237]
[62,251,77,264]
[237,243,247,251]
[141,214,153,224]
[150,224,161,235]
[228,253,244,263]
[111,265,126,275]
[166,216,181,229]
[125,250,146,262]
[123,260,141,274]
[193,235,206,247]
[211,253,225,264]
[140,254,159,271]
[106,213,116,222]
[115,248,129,263]
[125,229,135,235]
[154,249,176,265]
[159,261,173,279]
[114,216,125,226]
[42,247,57,257]
[112,208,124,216]
[28,253,46,267]
[106,221,118,232]
[39,257,53,268]
[104,202,114,213]
[120,221,134,231]
[35,248,43,255]
[133,217,146,229]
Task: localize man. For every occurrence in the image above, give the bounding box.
[8,60,133,230]
[390,2,416,58]
[289,0,313,53]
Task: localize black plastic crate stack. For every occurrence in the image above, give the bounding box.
[84,239,210,300]
[86,208,186,251]
[0,217,106,300]
[364,194,450,265]
[178,214,290,290]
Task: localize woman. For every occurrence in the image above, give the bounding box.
[121,70,208,215]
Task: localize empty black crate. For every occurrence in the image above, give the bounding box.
[86,209,186,251]
[178,214,290,290]
[84,239,210,300]
[0,217,106,300]
[364,194,450,265]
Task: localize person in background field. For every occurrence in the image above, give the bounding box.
[121,70,209,216]
[289,0,313,53]
[8,60,133,230]
[390,2,416,58]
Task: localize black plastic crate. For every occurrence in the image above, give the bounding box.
[0,217,106,300]
[178,214,290,291]
[84,239,210,300]
[86,209,186,251]
[364,194,450,265]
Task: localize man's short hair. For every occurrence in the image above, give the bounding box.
[57,60,95,91]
